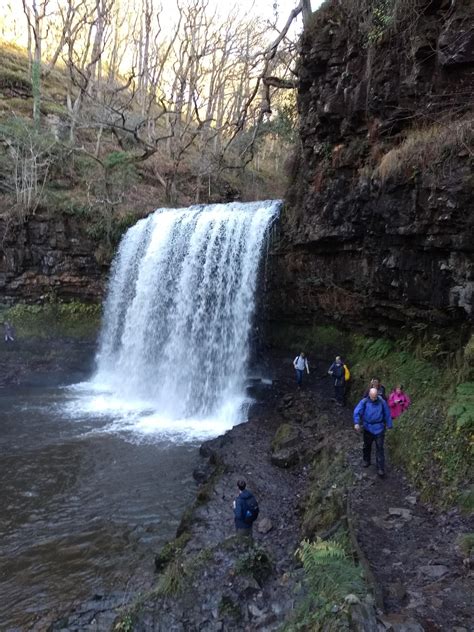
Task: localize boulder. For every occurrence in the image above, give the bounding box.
[271,448,299,468]
[271,423,300,452]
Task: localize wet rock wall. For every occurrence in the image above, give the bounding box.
[0,212,105,303]
[268,0,474,338]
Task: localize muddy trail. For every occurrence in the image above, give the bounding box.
[53,353,473,631]
[281,356,474,631]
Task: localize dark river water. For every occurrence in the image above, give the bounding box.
[0,382,201,630]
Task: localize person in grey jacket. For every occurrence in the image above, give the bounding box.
[4,321,15,343]
[293,352,309,386]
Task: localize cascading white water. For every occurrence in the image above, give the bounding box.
[91,200,279,435]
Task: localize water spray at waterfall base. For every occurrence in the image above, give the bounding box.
[67,201,280,442]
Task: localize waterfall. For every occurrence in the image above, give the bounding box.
[92,200,280,433]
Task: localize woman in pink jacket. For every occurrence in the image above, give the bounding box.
[388,384,411,419]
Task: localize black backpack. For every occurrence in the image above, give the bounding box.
[333,364,344,379]
[243,494,259,525]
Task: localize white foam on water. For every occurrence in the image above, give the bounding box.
[61,201,279,442]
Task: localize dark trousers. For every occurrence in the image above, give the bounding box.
[334,383,345,404]
[236,526,253,540]
[363,429,385,470]
[296,369,304,385]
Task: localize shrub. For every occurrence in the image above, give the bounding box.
[0,116,61,213]
[235,546,273,586]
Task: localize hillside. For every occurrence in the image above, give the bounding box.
[0,41,292,302]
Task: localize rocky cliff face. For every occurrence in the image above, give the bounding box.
[0,212,105,303]
[269,0,473,338]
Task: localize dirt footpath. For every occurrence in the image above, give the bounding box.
[281,354,474,631]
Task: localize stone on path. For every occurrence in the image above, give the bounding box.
[419,565,449,579]
[257,518,273,534]
[388,507,413,520]
[388,581,407,600]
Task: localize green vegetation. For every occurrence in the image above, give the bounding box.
[235,545,273,586]
[457,532,474,557]
[0,300,101,339]
[302,448,351,538]
[218,594,241,619]
[269,323,473,508]
[155,556,186,596]
[115,541,215,629]
[286,537,365,631]
[196,461,226,504]
[0,68,32,93]
[114,613,134,632]
[271,423,293,452]
[154,531,192,573]
[286,435,370,630]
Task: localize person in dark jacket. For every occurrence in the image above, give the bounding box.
[354,387,393,477]
[363,377,386,401]
[328,355,345,405]
[233,479,258,538]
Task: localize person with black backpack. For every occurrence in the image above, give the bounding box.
[328,355,346,405]
[233,479,259,538]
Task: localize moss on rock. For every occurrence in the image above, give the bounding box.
[0,301,101,339]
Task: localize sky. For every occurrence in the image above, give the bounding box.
[0,0,326,49]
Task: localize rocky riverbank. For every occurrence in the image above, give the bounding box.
[0,301,101,388]
[102,353,473,632]
[0,336,96,388]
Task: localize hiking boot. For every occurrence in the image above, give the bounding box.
[377,469,385,477]
[362,461,370,468]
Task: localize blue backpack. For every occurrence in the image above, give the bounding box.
[243,494,259,525]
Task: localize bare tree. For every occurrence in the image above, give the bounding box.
[21,0,52,125]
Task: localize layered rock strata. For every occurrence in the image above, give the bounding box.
[0,212,104,302]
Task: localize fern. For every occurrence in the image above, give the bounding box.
[296,538,364,609]
[365,338,394,359]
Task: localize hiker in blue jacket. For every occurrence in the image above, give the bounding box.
[354,387,393,477]
[233,479,259,538]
